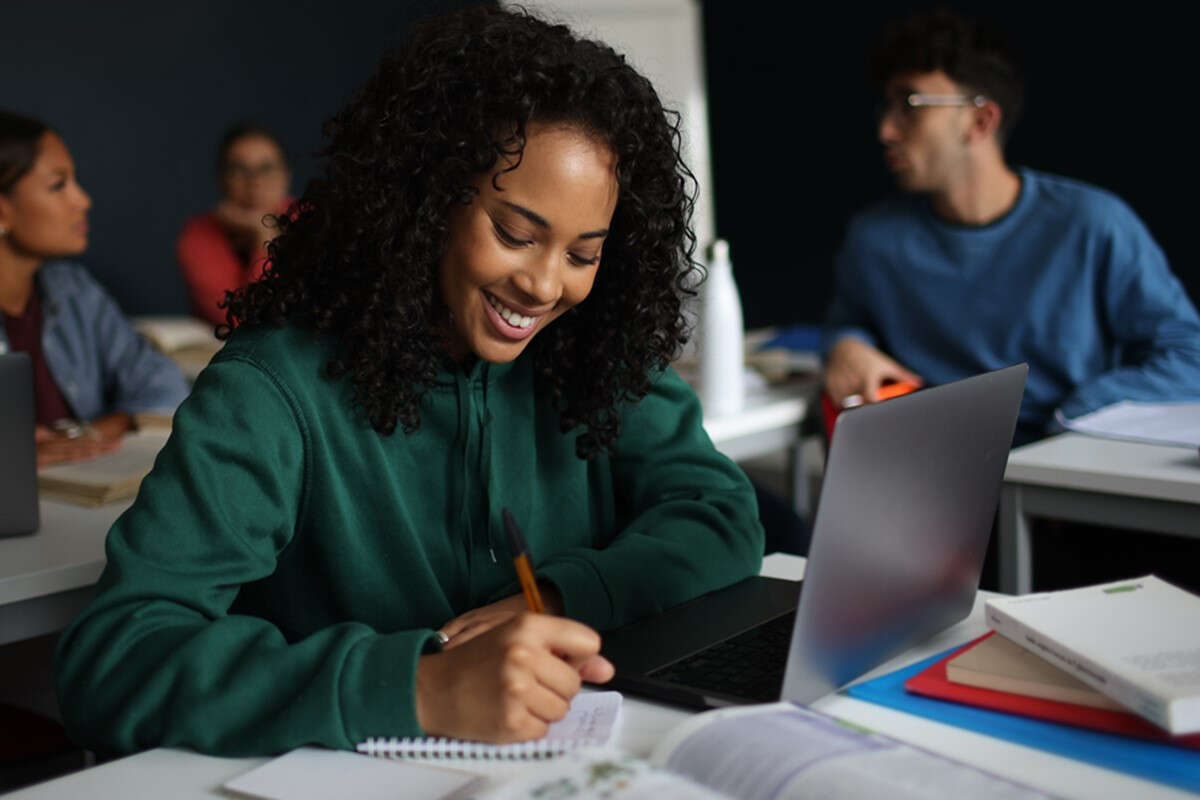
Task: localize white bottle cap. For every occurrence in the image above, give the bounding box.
[711,239,729,263]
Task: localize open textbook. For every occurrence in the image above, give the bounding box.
[132,314,223,380]
[38,428,171,506]
[225,701,1048,800]
[473,704,1048,799]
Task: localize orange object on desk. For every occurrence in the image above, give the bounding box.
[820,380,921,445]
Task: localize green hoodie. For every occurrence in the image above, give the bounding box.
[54,325,763,756]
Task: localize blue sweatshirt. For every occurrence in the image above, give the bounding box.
[824,168,1200,439]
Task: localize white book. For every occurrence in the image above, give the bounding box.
[986,575,1200,734]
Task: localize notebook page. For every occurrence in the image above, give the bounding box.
[357,691,621,759]
[224,747,483,800]
[37,428,170,489]
[1058,402,1200,447]
[658,704,1048,800]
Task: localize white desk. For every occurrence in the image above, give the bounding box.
[0,500,129,646]
[701,374,820,517]
[999,433,1200,594]
[9,554,1190,800]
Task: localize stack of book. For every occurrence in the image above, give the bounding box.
[904,575,1200,748]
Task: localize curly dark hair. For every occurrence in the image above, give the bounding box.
[870,8,1024,143]
[221,4,697,459]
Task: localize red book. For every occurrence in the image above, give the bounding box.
[904,633,1200,750]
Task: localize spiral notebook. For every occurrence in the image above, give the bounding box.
[357,691,622,760]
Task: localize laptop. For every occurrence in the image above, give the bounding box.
[601,363,1027,708]
[0,352,40,536]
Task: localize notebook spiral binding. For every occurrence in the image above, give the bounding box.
[356,736,573,760]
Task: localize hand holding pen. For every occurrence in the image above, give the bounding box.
[414,509,613,742]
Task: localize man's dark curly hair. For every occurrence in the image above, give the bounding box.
[870,8,1024,143]
[222,4,698,460]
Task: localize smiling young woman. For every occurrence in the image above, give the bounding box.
[55,6,764,755]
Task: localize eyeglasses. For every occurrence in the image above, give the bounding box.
[877,92,988,124]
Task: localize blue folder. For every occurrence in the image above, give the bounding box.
[845,646,1200,793]
[758,323,824,354]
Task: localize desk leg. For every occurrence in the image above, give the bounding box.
[788,442,808,522]
[998,485,1033,594]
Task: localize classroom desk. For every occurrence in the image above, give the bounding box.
[0,499,128,647]
[10,554,1189,800]
[998,433,1200,594]
[701,373,821,517]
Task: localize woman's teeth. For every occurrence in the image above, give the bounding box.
[487,293,535,329]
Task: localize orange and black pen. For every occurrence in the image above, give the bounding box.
[502,508,545,614]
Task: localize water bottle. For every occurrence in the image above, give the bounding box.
[699,239,745,417]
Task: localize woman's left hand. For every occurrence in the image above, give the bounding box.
[440,582,564,650]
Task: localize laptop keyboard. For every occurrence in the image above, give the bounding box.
[647,611,796,702]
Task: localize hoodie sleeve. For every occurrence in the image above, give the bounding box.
[537,367,764,631]
[54,353,440,756]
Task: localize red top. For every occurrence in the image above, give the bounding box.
[4,290,76,425]
[176,205,290,326]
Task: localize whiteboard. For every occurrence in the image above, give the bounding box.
[504,0,716,253]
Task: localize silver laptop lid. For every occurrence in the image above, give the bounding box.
[0,352,40,536]
[782,363,1027,702]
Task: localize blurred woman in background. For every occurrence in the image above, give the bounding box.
[0,110,188,466]
[176,123,292,326]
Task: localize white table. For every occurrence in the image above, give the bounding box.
[701,374,820,517]
[0,500,129,646]
[998,433,1200,594]
[9,554,1190,800]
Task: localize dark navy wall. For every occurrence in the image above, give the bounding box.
[1,0,470,316]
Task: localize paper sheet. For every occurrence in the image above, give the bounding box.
[224,747,483,800]
[1058,402,1200,448]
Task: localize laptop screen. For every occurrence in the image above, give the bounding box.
[0,352,41,536]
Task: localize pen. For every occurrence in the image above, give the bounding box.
[502,508,546,614]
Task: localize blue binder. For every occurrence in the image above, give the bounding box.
[845,646,1200,793]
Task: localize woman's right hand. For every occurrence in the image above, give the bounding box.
[35,424,123,467]
[415,612,614,743]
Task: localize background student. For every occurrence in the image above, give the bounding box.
[822,8,1200,446]
[55,6,763,755]
[176,123,292,326]
[0,110,188,467]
